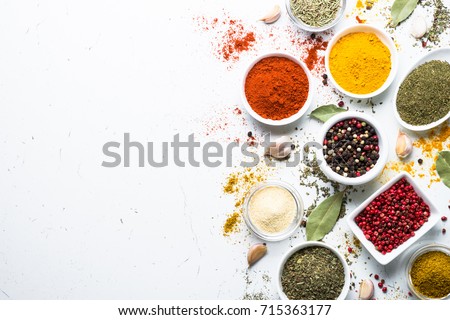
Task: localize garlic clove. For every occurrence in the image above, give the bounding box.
[410,15,428,39]
[359,279,375,300]
[247,243,267,267]
[259,5,281,24]
[396,130,413,158]
[265,136,293,159]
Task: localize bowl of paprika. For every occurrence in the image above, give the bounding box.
[242,52,314,126]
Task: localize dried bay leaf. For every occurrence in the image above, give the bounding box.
[309,104,347,122]
[391,0,418,27]
[306,191,345,241]
[436,151,450,189]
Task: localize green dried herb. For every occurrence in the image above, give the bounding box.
[309,104,347,122]
[427,0,450,43]
[396,60,450,126]
[436,151,450,189]
[306,191,345,241]
[290,0,341,27]
[391,0,418,27]
[281,246,345,300]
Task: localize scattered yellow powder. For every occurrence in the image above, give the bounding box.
[222,165,272,236]
[380,123,450,187]
[223,212,241,236]
[356,0,365,9]
[414,123,450,159]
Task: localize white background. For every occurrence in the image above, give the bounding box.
[0,0,449,299]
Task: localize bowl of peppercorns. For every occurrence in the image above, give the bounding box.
[347,172,440,265]
[317,112,388,186]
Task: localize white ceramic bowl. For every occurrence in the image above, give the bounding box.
[285,0,347,32]
[317,111,388,186]
[242,52,314,126]
[243,180,304,242]
[347,172,440,265]
[325,24,398,99]
[393,47,450,132]
[277,241,350,300]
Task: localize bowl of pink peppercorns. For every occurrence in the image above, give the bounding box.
[317,111,388,186]
[347,172,440,265]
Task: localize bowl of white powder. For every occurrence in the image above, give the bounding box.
[243,181,304,241]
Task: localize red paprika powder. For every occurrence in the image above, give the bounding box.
[244,57,309,120]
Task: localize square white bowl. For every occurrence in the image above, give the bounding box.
[346,172,440,265]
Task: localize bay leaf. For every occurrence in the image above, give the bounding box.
[436,151,450,189]
[306,191,345,241]
[309,104,346,122]
[391,0,418,27]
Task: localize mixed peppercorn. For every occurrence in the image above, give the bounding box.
[323,118,380,178]
[355,178,431,255]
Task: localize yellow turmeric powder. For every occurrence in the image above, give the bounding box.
[380,123,449,187]
[329,32,391,94]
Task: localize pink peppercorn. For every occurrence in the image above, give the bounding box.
[442,216,448,221]
[354,178,430,254]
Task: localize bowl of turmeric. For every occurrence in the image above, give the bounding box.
[242,52,314,126]
[325,24,398,99]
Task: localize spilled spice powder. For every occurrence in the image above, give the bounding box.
[303,36,328,72]
[223,212,241,236]
[194,15,256,64]
[199,106,250,142]
[222,165,272,236]
[414,123,450,159]
[414,123,450,186]
[380,123,450,187]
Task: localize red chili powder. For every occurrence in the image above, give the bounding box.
[245,57,309,120]
[194,16,256,63]
[304,36,328,72]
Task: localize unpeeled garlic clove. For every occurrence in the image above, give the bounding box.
[265,136,293,159]
[247,243,267,267]
[359,279,374,300]
[396,130,413,158]
[259,5,281,24]
[410,15,428,39]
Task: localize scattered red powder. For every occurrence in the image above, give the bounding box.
[356,16,366,23]
[194,16,256,63]
[200,106,251,142]
[194,13,332,76]
[303,36,328,72]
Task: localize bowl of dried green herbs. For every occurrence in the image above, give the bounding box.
[394,48,450,131]
[286,0,346,32]
[277,241,350,300]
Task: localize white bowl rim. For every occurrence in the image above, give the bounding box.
[241,52,315,126]
[346,171,441,265]
[243,180,304,242]
[285,0,347,32]
[277,241,350,300]
[393,47,450,132]
[316,111,389,186]
[324,24,398,99]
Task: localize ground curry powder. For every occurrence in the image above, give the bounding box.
[329,32,391,94]
[410,251,450,298]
